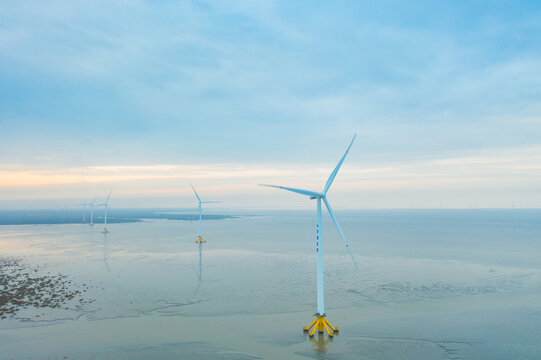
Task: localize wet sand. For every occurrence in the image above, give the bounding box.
[0,257,93,320]
[1,291,540,359]
[1,210,540,359]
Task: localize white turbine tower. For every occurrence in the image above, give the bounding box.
[191,184,220,244]
[80,199,89,223]
[80,196,98,225]
[88,196,97,226]
[96,191,112,233]
[260,134,358,337]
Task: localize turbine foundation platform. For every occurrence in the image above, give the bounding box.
[102,228,109,233]
[89,222,94,226]
[303,314,338,337]
[196,236,206,244]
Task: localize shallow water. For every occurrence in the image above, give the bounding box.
[1,209,540,359]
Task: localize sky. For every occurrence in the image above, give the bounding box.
[1,0,541,209]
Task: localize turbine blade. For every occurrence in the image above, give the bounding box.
[200,201,222,204]
[323,197,358,269]
[259,184,323,198]
[190,183,201,202]
[105,190,112,204]
[323,134,356,194]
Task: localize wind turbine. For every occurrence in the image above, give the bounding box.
[96,191,112,233]
[190,184,220,244]
[88,196,97,226]
[260,134,358,337]
[80,199,89,223]
[80,197,97,224]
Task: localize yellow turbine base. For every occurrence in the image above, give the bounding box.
[102,228,109,233]
[196,236,206,244]
[303,315,339,337]
[89,222,94,226]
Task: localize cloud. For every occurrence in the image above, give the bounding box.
[0,1,540,209]
[0,145,540,208]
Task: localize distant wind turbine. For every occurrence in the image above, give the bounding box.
[83,196,98,226]
[191,184,221,243]
[96,191,112,233]
[80,199,89,223]
[260,134,358,338]
[80,196,98,225]
[88,196,97,226]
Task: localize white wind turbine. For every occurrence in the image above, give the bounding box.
[96,191,112,233]
[260,134,358,337]
[80,196,97,225]
[80,199,89,223]
[191,184,221,243]
[88,196,97,226]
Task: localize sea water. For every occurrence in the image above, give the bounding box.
[0,209,540,359]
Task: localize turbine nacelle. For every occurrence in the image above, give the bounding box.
[259,133,358,269]
[96,191,112,207]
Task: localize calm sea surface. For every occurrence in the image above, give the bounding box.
[0,209,540,359]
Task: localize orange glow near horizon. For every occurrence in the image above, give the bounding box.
[1,147,540,201]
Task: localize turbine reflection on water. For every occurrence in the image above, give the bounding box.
[103,232,110,273]
[310,333,333,357]
[190,242,204,299]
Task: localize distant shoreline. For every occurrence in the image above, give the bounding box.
[0,207,539,225]
[0,209,235,226]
